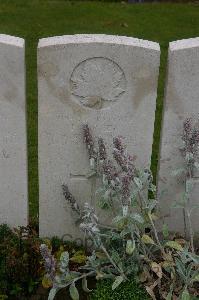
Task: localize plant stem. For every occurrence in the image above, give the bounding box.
[148,213,166,256]
[98,223,117,230]
[100,244,127,280]
[185,165,195,253]
[136,188,165,255]
[74,271,95,283]
[186,210,195,254]
[61,270,96,290]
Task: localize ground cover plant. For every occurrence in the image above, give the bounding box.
[0,0,199,218]
[90,276,150,300]
[41,122,199,300]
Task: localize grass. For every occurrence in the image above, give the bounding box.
[0,0,199,219]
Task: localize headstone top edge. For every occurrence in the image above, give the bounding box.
[38,34,160,51]
[169,37,199,52]
[0,34,24,48]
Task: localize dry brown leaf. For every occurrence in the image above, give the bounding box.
[139,269,151,283]
[146,286,156,300]
[120,22,128,28]
[139,272,148,283]
[163,252,173,262]
[174,238,186,246]
[145,279,160,300]
[151,262,163,279]
[162,260,175,269]
[151,213,159,221]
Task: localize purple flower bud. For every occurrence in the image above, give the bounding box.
[40,244,56,281]
[83,124,97,160]
[98,137,107,161]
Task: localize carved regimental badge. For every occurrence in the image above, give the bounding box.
[70,57,126,109]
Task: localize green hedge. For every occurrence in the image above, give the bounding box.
[90,277,150,300]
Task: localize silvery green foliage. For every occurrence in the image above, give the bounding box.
[41,246,94,300]
[43,123,199,299]
[175,250,199,287]
[172,118,199,253]
[73,126,163,286]
[60,125,161,292]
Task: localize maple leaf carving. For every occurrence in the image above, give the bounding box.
[71,58,126,109]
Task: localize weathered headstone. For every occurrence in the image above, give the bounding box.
[157,37,199,234]
[0,34,28,227]
[38,34,160,238]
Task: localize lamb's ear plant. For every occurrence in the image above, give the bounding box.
[40,243,95,300]
[41,122,199,300]
[172,118,199,253]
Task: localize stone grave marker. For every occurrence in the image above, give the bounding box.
[157,37,199,234]
[38,34,160,238]
[0,34,28,227]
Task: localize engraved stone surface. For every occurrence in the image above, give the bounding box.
[38,34,160,238]
[157,37,199,234]
[70,57,126,109]
[0,34,28,227]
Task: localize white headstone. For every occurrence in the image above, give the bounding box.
[38,34,160,238]
[157,38,199,234]
[0,34,28,227]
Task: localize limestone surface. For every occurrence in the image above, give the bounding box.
[38,34,160,238]
[157,37,199,234]
[0,34,28,227]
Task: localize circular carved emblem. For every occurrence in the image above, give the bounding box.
[70,57,126,109]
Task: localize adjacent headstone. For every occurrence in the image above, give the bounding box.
[0,34,28,227]
[157,38,199,234]
[38,34,160,238]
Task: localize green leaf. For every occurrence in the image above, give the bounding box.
[186,252,199,264]
[192,273,199,282]
[70,251,87,264]
[147,200,158,211]
[186,152,193,163]
[111,250,121,264]
[48,288,60,300]
[60,251,69,268]
[131,213,144,224]
[112,275,124,290]
[112,216,126,230]
[141,234,155,245]
[86,170,96,178]
[175,258,187,282]
[165,241,183,251]
[166,290,172,300]
[186,179,194,193]
[181,288,190,300]
[149,184,156,193]
[134,177,142,189]
[69,283,79,300]
[194,161,199,169]
[82,277,92,293]
[166,284,173,300]
[162,224,169,239]
[126,239,135,255]
[42,275,52,288]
